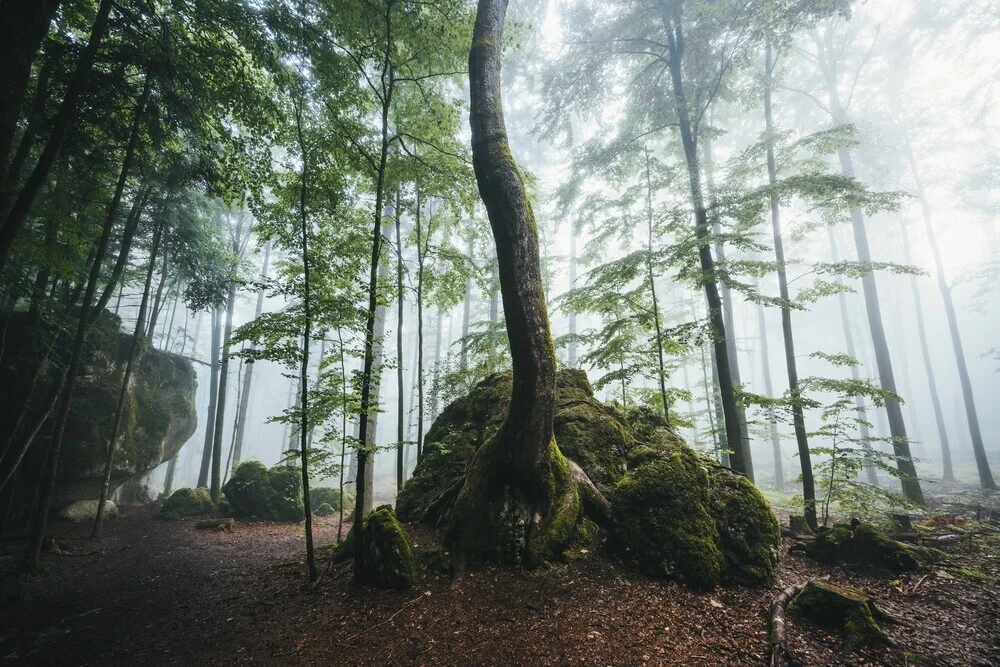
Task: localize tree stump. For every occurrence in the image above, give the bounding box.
[789,515,812,534]
[787,580,892,649]
[890,513,912,532]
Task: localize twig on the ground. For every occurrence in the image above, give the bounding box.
[345,593,427,643]
[769,581,806,667]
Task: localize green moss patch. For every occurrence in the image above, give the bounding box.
[707,465,781,586]
[801,521,922,572]
[160,487,214,520]
[363,505,419,589]
[788,580,890,649]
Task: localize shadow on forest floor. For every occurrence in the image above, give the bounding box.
[1,492,998,665]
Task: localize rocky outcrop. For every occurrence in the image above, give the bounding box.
[0,310,197,519]
[396,369,781,586]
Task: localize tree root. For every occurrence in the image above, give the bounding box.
[568,459,611,527]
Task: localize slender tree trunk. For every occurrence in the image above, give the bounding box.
[644,149,670,423]
[709,343,729,467]
[395,193,406,492]
[903,141,994,488]
[337,327,348,543]
[233,240,271,468]
[815,27,922,504]
[352,53,395,582]
[197,308,221,489]
[361,221,392,516]
[763,40,810,518]
[146,250,171,340]
[0,0,113,270]
[460,239,474,371]
[757,303,784,492]
[93,218,164,537]
[663,12,751,479]
[415,187,425,461]
[163,456,178,497]
[293,96,317,580]
[567,231,578,367]
[210,285,237,502]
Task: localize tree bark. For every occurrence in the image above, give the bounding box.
[644,149,670,424]
[210,283,237,502]
[460,237,473,371]
[902,134,995,489]
[415,185,426,460]
[446,0,579,565]
[197,308,221,489]
[567,231,578,367]
[395,192,406,492]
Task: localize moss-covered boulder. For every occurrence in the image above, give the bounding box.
[611,445,723,590]
[160,487,214,520]
[222,462,304,521]
[397,370,634,525]
[0,310,197,521]
[611,444,780,589]
[800,521,923,572]
[707,465,781,586]
[57,499,119,522]
[788,580,891,649]
[309,487,354,514]
[364,506,418,589]
[313,502,335,517]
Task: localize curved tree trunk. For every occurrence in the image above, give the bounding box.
[446,0,580,566]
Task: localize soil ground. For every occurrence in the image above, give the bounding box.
[1,504,998,666]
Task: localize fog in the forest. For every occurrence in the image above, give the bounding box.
[132,0,999,503]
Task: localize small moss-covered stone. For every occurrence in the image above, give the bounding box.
[57,499,119,522]
[788,580,889,649]
[313,502,335,517]
[803,521,921,571]
[309,487,354,514]
[222,462,304,522]
[214,497,231,516]
[160,488,214,520]
[708,465,780,586]
[363,506,418,589]
[611,446,723,590]
[789,515,813,534]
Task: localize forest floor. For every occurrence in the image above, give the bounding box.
[1,495,999,666]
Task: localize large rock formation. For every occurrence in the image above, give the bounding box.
[0,310,197,518]
[397,370,780,587]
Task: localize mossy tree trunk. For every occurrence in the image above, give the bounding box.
[446,0,579,565]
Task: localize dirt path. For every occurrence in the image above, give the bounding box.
[1,507,998,665]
